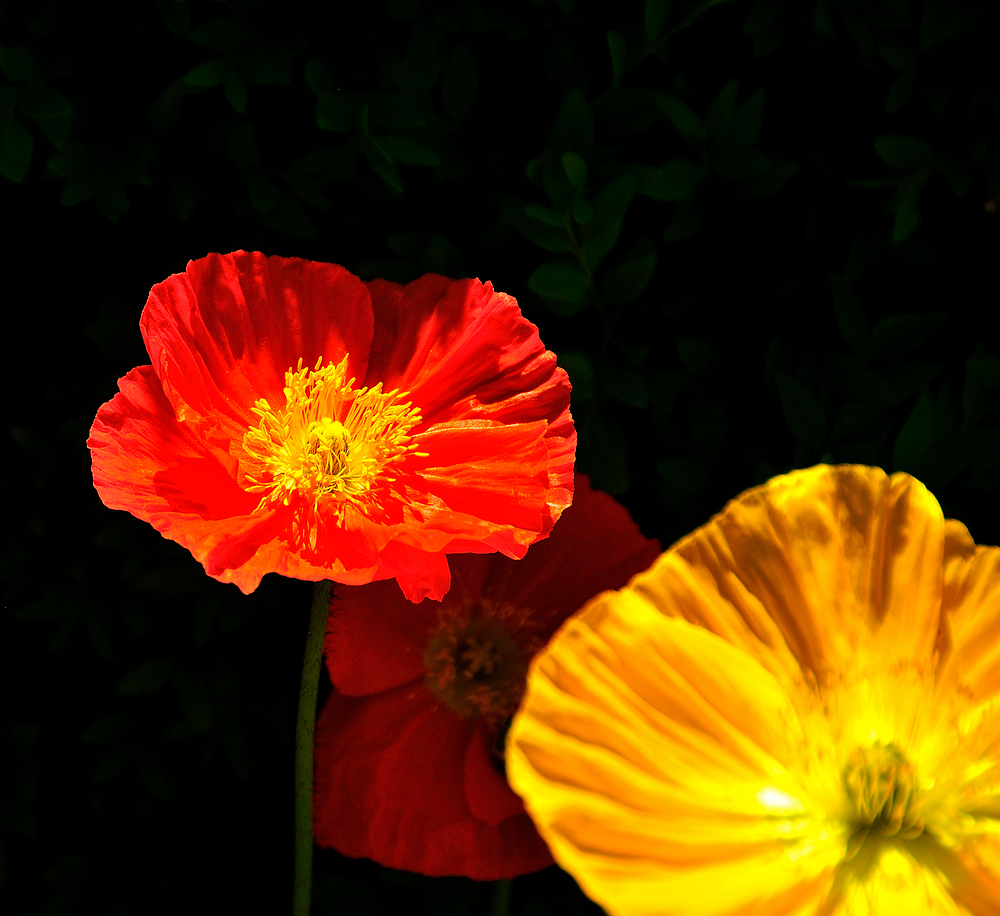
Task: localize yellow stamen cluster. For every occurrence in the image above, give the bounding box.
[242,356,422,527]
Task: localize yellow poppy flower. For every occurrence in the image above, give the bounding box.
[506,465,1000,916]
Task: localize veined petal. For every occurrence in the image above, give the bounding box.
[937,520,1000,703]
[630,465,945,688]
[141,251,374,440]
[507,591,842,916]
[313,686,551,880]
[366,274,575,535]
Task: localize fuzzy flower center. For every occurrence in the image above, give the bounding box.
[423,612,531,725]
[242,356,421,517]
[843,742,924,844]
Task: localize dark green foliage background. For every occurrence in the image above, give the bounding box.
[2,0,999,912]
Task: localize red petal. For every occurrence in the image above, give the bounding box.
[494,474,661,634]
[324,579,436,696]
[313,686,553,879]
[141,251,374,441]
[367,274,575,538]
[464,719,529,826]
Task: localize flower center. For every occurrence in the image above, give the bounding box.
[242,356,421,520]
[423,613,529,725]
[843,742,924,842]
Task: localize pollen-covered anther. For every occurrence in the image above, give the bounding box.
[843,742,925,841]
[423,612,529,725]
[241,355,422,519]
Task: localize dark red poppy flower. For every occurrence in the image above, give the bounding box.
[313,475,661,879]
[88,251,575,601]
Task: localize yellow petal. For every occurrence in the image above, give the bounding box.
[630,465,945,689]
[820,841,970,916]
[507,590,844,916]
[937,519,1000,703]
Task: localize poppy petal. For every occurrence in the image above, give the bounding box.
[313,686,552,880]
[325,579,435,696]
[495,475,661,633]
[366,275,575,535]
[141,250,374,442]
[507,595,844,916]
[629,465,945,688]
[463,719,530,827]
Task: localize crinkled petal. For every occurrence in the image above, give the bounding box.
[88,365,280,586]
[366,274,575,536]
[494,474,661,632]
[463,719,533,827]
[937,519,1000,702]
[141,250,374,445]
[313,686,552,880]
[507,592,843,916]
[630,465,945,689]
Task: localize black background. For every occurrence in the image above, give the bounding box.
[3,0,999,913]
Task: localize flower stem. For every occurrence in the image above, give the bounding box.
[294,579,332,916]
[491,879,511,916]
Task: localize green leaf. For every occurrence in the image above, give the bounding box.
[442,43,477,121]
[602,236,657,306]
[593,88,663,135]
[117,658,173,696]
[878,44,916,73]
[18,81,70,120]
[500,197,573,252]
[525,203,566,226]
[304,58,335,95]
[920,0,977,49]
[224,69,248,113]
[0,46,36,82]
[607,30,625,87]
[367,90,427,128]
[741,157,799,197]
[875,135,934,171]
[891,168,932,244]
[657,93,702,142]
[939,157,970,196]
[868,311,948,361]
[966,354,1000,389]
[528,256,589,303]
[188,17,249,52]
[645,0,671,40]
[558,351,595,401]
[183,60,225,88]
[562,151,587,189]
[729,88,765,147]
[640,158,703,201]
[316,92,360,132]
[379,135,440,165]
[664,196,700,241]
[0,116,32,182]
[582,174,636,269]
[705,79,739,140]
[744,0,782,57]
[676,337,714,375]
[893,390,935,471]
[885,75,913,114]
[830,274,868,357]
[657,457,710,503]
[775,371,826,449]
[601,364,649,409]
[156,0,189,35]
[364,138,403,192]
[551,90,595,155]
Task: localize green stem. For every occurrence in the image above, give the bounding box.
[491,879,512,916]
[294,579,333,916]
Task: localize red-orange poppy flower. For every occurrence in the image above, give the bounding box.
[312,475,661,879]
[88,251,575,601]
